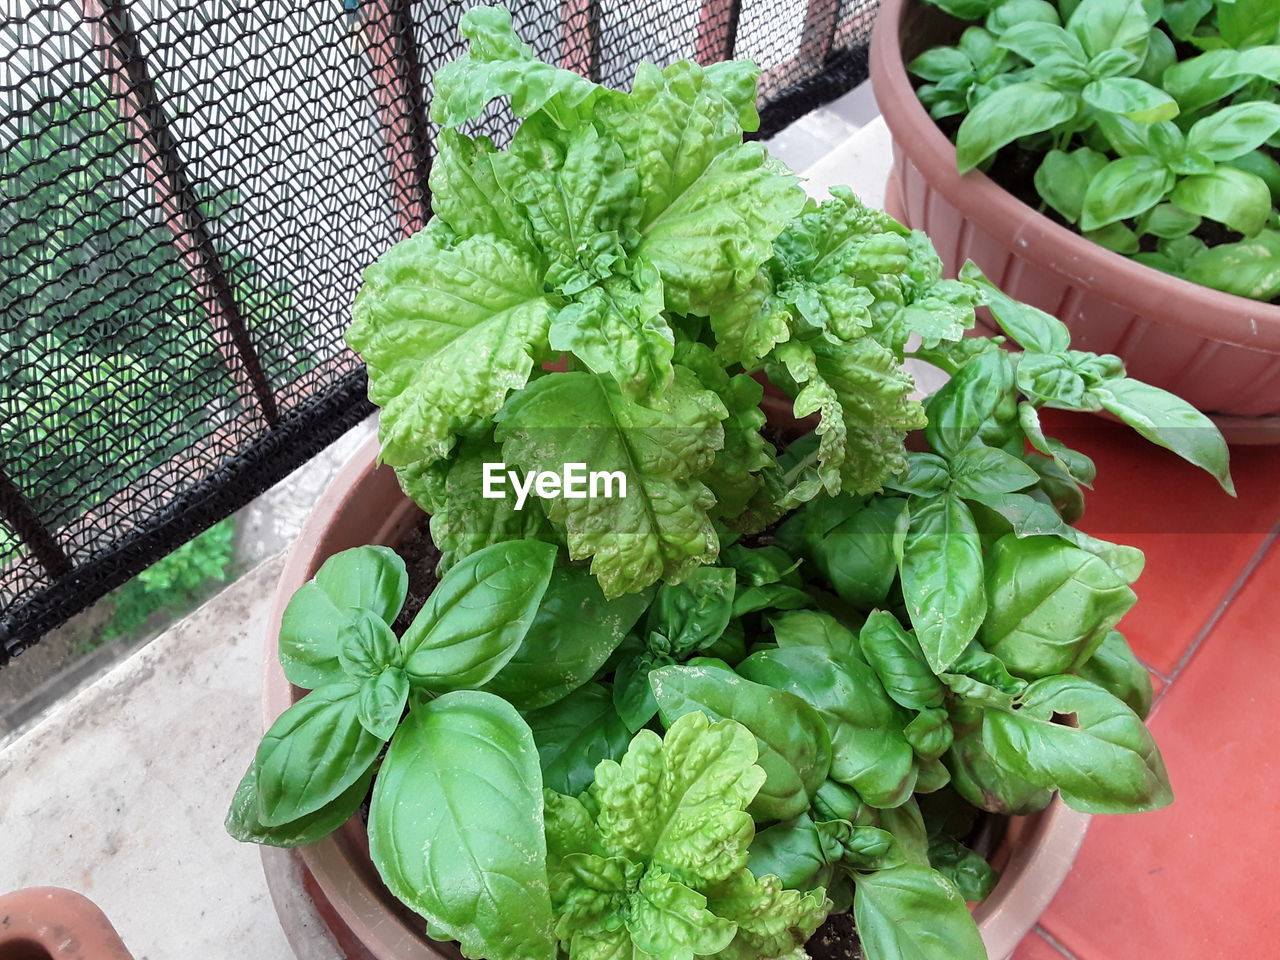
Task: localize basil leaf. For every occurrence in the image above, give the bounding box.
[279,545,407,689]
[650,664,832,820]
[772,609,865,663]
[986,0,1061,34]
[482,564,648,710]
[928,834,999,901]
[900,494,986,674]
[226,758,373,848]
[613,651,663,732]
[1187,102,1280,162]
[1082,77,1179,122]
[859,610,946,711]
[526,681,631,795]
[955,81,1080,172]
[905,708,955,762]
[337,609,399,679]
[924,349,1015,458]
[369,691,555,960]
[909,46,975,83]
[357,666,409,740]
[1016,352,1092,408]
[647,566,736,657]
[1162,49,1250,113]
[983,675,1172,813]
[807,496,909,608]
[998,22,1085,63]
[950,445,1040,500]
[740,645,918,809]
[747,814,834,890]
[1169,167,1273,237]
[1182,229,1280,301]
[946,723,1054,814]
[1034,147,1109,224]
[313,545,408,624]
[1084,222,1141,254]
[853,865,987,960]
[1080,155,1174,231]
[1089,376,1234,494]
[1067,0,1150,61]
[980,535,1136,679]
[1075,629,1154,719]
[401,540,557,690]
[1139,202,1201,238]
[1217,0,1280,50]
[255,682,383,826]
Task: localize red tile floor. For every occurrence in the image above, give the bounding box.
[1012,412,1280,959]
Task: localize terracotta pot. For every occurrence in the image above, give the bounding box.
[870,0,1280,444]
[0,887,134,959]
[260,434,1091,960]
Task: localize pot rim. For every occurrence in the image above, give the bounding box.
[262,434,1091,960]
[869,0,1280,354]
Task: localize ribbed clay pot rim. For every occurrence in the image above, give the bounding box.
[261,434,1091,960]
[869,0,1280,354]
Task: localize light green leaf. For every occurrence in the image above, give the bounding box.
[1170,167,1273,237]
[336,609,398,680]
[430,6,599,128]
[1033,147,1110,225]
[1080,155,1174,231]
[955,82,1080,172]
[1089,376,1234,494]
[775,336,924,501]
[369,691,555,960]
[348,232,553,464]
[590,710,765,884]
[1075,629,1154,718]
[226,758,372,848]
[950,445,1041,500]
[899,494,987,673]
[400,540,557,689]
[1067,0,1151,61]
[357,666,409,741]
[428,130,533,250]
[708,867,831,960]
[1182,229,1280,301]
[859,610,946,711]
[551,265,674,402]
[1187,102,1280,162]
[739,645,918,809]
[650,665,831,821]
[958,262,1072,352]
[1082,77,1178,122]
[495,370,724,597]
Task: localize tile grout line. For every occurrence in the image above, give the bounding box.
[1034,924,1082,960]
[1156,519,1280,702]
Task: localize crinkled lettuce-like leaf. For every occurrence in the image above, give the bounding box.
[775,336,925,501]
[348,232,552,465]
[428,130,535,252]
[431,6,600,128]
[495,370,724,597]
[707,866,830,960]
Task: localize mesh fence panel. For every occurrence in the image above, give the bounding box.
[0,0,880,662]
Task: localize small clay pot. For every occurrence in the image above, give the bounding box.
[870,0,1280,443]
[0,887,134,959]
[258,435,1090,960]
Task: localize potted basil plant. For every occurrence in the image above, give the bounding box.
[228,7,1232,960]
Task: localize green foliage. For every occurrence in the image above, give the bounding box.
[227,9,1239,960]
[99,518,236,644]
[912,0,1280,301]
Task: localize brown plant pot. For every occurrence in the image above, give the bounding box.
[869,0,1280,444]
[0,887,134,960]
[260,435,1090,960]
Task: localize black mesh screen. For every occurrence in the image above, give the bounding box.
[0,0,880,662]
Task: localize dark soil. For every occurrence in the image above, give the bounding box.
[390,515,442,636]
[808,911,864,960]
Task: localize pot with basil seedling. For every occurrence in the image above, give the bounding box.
[871,0,1280,442]
[227,7,1234,959]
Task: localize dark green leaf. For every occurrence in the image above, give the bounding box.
[859,610,946,711]
[482,564,648,710]
[983,675,1172,813]
[1034,147,1109,224]
[950,445,1040,500]
[1075,629,1154,718]
[1080,156,1174,231]
[928,835,999,901]
[1170,167,1273,237]
[226,758,372,848]
[526,681,632,794]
